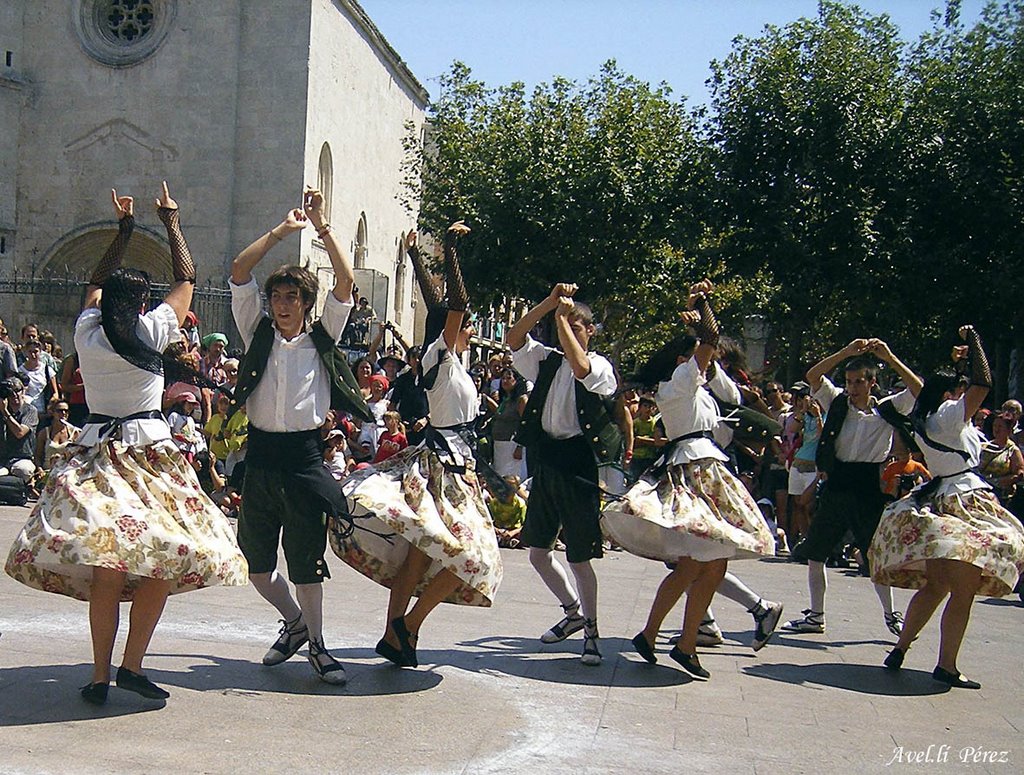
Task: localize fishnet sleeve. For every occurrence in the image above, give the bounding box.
[693,295,720,348]
[443,230,469,312]
[966,328,992,388]
[89,215,134,286]
[157,207,195,282]
[406,243,443,309]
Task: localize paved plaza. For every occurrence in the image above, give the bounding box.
[0,503,1020,774]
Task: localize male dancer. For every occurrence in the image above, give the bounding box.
[508,284,619,665]
[229,188,371,684]
[783,339,919,636]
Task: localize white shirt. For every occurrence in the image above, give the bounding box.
[74,304,179,447]
[512,334,616,440]
[705,363,742,449]
[230,277,353,433]
[912,396,988,496]
[656,358,729,464]
[814,376,915,463]
[421,334,478,428]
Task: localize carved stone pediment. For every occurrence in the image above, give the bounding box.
[64,118,178,162]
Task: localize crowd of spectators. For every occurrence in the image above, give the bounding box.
[5,304,1024,570]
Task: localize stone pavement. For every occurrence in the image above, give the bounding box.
[0,503,1020,775]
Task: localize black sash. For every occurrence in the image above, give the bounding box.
[85,409,166,439]
[642,430,718,481]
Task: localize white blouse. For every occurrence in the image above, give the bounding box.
[912,396,988,497]
[74,303,179,447]
[656,358,728,464]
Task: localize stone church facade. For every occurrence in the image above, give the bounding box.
[0,0,427,349]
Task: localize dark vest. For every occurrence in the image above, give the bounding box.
[816,393,916,475]
[229,316,373,423]
[514,351,622,464]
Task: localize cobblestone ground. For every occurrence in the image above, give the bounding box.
[0,504,1020,774]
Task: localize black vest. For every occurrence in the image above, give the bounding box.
[514,351,622,464]
[229,316,373,423]
[816,393,916,475]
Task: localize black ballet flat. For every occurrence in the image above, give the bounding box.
[80,682,109,706]
[883,647,905,671]
[375,638,410,667]
[932,666,980,690]
[116,666,170,699]
[631,633,658,665]
[391,617,418,668]
[669,647,710,679]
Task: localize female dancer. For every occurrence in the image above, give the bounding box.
[602,281,775,679]
[332,222,501,668]
[6,185,247,704]
[869,327,1024,688]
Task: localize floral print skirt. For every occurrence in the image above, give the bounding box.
[5,439,248,601]
[869,488,1024,597]
[601,459,775,562]
[332,445,502,607]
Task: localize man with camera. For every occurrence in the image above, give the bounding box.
[0,378,38,485]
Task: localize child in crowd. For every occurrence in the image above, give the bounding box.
[881,440,931,500]
[488,476,527,548]
[373,411,408,464]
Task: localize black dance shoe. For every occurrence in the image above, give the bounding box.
[116,666,170,699]
[669,647,710,679]
[80,682,109,706]
[631,633,657,665]
[391,616,418,668]
[883,647,905,671]
[932,666,980,689]
[375,638,409,667]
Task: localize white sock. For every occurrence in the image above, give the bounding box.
[717,571,761,610]
[808,561,826,614]
[873,583,895,616]
[529,548,578,609]
[295,583,325,644]
[250,571,302,623]
[569,560,598,626]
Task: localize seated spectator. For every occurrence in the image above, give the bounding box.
[629,396,662,482]
[979,411,1024,506]
[0,378,38,486]
[487,475,527,548]
[204,392,234,467]
[373,411,408,464]
[881,441,931,500]
[324,428,353,480]
[18,339,59,417]
[167,390,205,462]
[200,332,229,386]
[34,398,80,477]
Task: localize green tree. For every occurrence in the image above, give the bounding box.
[705,1,908,381]
[402,61,718,362]
[897,0,1024,397]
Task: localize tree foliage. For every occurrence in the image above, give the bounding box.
[405,1,1024,392]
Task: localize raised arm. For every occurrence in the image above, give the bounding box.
[867,339,923,397]
[806,339,871,391]
[687,280,718,374]
[231,208,308,285]
[553,296,591,379]
[384,321,413,354]
[404,230,444,309]
[304,187,354,302]
[156,182,195,325]
[84,189,135,310]
[507,283,576,351]
[955,325,992,421]
[367,321,387,363]
[441,221,471,351]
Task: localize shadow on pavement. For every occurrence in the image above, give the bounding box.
[0,651,444,726]
[741,662,950,696]
[977,597,1023,608]
[448,634,696,687]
